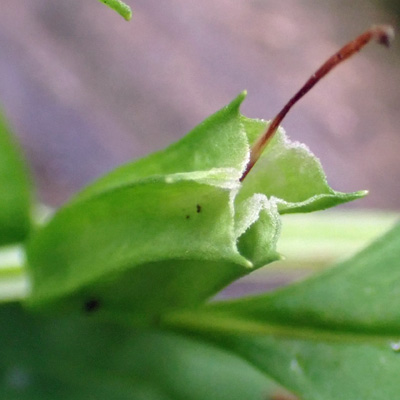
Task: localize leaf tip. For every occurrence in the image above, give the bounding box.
[98,0,132,21]
[123,11,132,21]
[225,91,248,115]
[234,90,248,106]
[277,253,286,261]
[123,6,133,21]
[331,189,369,205]
[356,190,369,198]
[336,189,369,205]
[244,259,254,269]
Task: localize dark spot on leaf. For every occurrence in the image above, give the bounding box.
[83,298,101,313]
[196,204,202,213]
[186,215,190,219]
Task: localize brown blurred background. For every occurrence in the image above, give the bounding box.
[0,0,399,209]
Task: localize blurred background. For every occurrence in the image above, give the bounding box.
[0,0,399,209]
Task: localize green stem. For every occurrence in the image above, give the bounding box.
[0,245,29,302]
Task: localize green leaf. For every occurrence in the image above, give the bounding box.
[25,93,262,315]
[0,303,275,400]
[27,172,257,318]
[0,110,31,245]
[165,221,400,400]
[26,93,361,320]
[98,0,132,21]
[235,193,281,268]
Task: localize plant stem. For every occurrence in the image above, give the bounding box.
[241,25,394,181]
[0,245,29,301]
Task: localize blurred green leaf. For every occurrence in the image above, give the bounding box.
[165,222,400,400]
[276,211,399,269]
[0,110,31,245]
[0,303,275,400]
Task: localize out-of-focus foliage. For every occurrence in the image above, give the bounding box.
[0,110,31,245]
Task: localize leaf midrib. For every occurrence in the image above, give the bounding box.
[163,310,400,345]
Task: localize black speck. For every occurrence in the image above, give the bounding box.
[196,204,202,213]
[83,298,101,313]
[186,215,190,219]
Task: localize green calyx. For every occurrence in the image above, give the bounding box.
[25,93,364,321]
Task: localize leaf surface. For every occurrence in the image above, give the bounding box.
[239,116,366,214]
[0,303,274,400]
[165,222,400,400]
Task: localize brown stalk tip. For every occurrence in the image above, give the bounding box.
[372,25,395,47]
[240,24,395,182]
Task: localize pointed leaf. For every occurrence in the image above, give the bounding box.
[77,93,249,201]
[165,222,400,400]
[239,116,366,213]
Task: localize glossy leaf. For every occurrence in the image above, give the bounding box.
[0,110,31,245]
[165,222,400,400]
